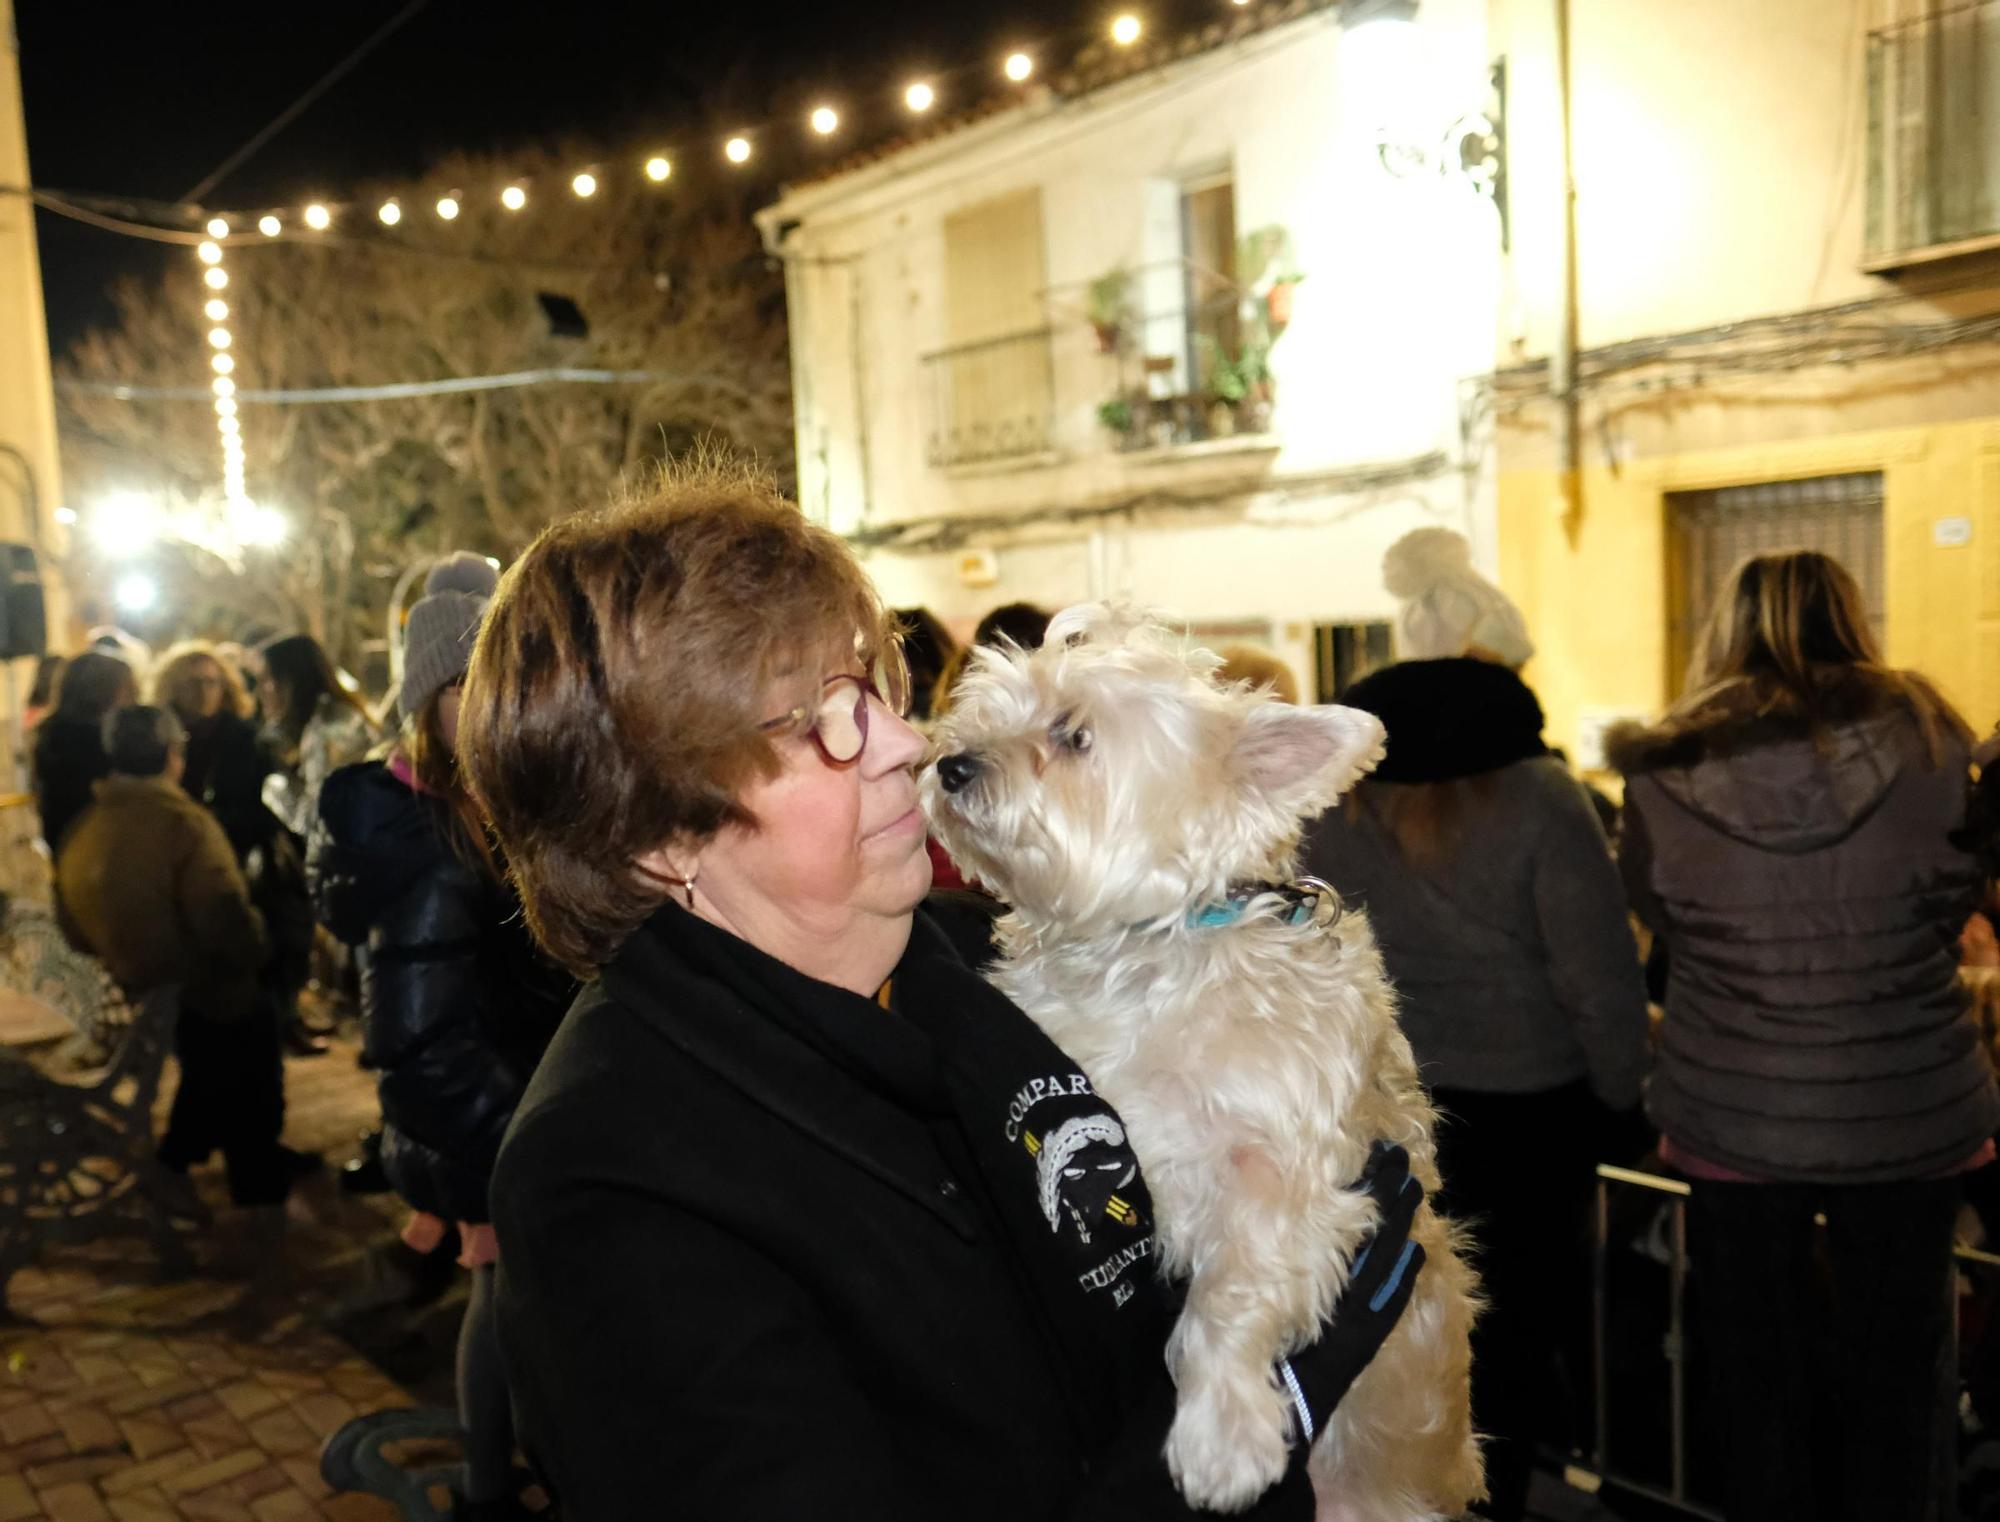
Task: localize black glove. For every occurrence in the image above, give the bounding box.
[1275,1140,1427,1447]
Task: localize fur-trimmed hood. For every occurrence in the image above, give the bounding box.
[1606,669,1952,854]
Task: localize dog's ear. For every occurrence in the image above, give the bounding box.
[1230,703,1387,815]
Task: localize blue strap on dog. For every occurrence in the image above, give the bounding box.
[1186,877,1342,932]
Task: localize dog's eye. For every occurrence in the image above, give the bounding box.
[1050,714,1093,754]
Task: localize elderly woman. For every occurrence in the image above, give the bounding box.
[460,465,1422,1520]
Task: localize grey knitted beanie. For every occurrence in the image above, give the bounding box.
[400,552,499,721]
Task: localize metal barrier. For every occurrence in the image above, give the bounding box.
[1584,1163,2000,1520]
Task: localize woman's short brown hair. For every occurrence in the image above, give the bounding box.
[459,459,893,975]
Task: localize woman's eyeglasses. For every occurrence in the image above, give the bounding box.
[758,642,912,767]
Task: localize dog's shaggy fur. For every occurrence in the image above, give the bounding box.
[922,605,1483,1521]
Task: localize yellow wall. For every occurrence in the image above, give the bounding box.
[0,0,66,623]
[1501,415,2000,759]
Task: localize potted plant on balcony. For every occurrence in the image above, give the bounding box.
[1087,268,1137,354]
[1097,395,1143,450]
[1237,225,1304,338]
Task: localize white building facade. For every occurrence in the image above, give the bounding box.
[758,0,1503,694]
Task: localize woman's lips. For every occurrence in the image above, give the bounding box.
[867,804,924,841]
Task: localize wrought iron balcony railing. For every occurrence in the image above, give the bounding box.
[921,328,1056,468]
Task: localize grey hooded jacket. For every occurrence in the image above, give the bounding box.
[1611,674,1996,1183]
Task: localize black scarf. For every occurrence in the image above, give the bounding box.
[1339,658,1548,784]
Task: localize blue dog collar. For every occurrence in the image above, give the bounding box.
[1185,877,1342,932]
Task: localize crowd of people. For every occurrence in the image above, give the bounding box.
[17,460,2000,1522]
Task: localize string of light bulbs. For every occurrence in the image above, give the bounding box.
[86,4,1282,244]
[57,0,1279,518]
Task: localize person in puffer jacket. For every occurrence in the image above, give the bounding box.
[310,553,573,1522]
[1610,549,1996,1522]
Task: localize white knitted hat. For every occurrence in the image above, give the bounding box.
[399,552,498,721]
[1382,527,1535,669]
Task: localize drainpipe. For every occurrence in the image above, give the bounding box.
[846,265,876,527]
[1551,0,1581,524]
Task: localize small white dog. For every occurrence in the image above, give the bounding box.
[922,605,1482,1522]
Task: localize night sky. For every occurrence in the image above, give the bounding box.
[21,0,1223,353]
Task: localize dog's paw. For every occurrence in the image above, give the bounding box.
[1165,1373,1292,1514]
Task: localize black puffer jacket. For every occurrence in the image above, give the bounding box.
[1611,671,1996,1182]
[310,759,573,1221]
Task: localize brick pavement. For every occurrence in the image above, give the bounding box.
[0,1035,462,1522]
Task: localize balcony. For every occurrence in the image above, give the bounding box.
[921,329,1056,468]
[1865,0,2000,269]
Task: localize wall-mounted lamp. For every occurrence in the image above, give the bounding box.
[1339,2,1509,247]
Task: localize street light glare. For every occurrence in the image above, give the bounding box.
[1005,52,1034,81]
[304,204,332,231]
[501,185,527,211]
[93,492,163,553]
[378,200,402,225]
[810,106,838,135]
[571,172,598,197]
[645,156,672,182]
[244,507,287,547]
[258,215,281,237]
[905,80,936,112]
[1112,13,1142,45]
[114,574,158,615]
[725,137,752,164]
[436,196,460,220]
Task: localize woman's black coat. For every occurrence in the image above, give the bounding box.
[491,897,1320,1522]
[310,760,571,1221]
[32,715,109,852]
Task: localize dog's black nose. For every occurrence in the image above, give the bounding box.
[936,752,982,794]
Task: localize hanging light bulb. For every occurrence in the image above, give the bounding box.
[212,353,235,375]
[810,106,838,135]
[724,137,752,164]
[304,203,332,231]
[1005,52,1034,81]
[204,267,229,290]
[208,328,231,349]
[571,172,598,197]
[436,196,460,220]
[215,396,237,418]
[378,199,402,225]
[1111,13,1142,44]
[501,184,527,211]
[645,155,672,182]
[205,217,229,238]
[212,376,236,398]
[197,240,223,265]
[204,298,228,322]
[905,80,936,112]
[258,214,281,237]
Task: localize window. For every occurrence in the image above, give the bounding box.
[1181,172,1240,399]
[924,190,1054,466]
[1312,622,1394,702]
[1666,472,1885,692]
[1865,1,2000,265]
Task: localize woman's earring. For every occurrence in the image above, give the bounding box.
[638,861,697,909]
